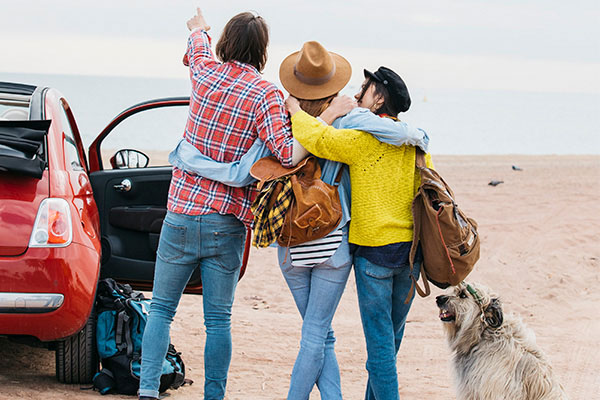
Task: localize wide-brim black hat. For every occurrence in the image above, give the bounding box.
[364,66,411,113]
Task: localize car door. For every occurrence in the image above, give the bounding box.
[87,98,250,294]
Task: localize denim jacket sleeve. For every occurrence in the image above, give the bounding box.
[168,138,270,187]
[332,108,429,152]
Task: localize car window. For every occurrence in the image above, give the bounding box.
[101,105,188,169]
[59,104,84,171]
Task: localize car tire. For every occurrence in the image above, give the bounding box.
[55,309,99,384]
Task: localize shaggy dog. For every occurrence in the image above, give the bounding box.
[436,282,568,400]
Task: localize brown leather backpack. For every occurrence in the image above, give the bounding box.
[408,149,480,299]
[250,156,343,247]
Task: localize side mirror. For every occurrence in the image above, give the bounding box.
[110,149,149,169]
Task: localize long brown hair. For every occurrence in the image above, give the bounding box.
[298,94,337,117]
[216,12,269,72]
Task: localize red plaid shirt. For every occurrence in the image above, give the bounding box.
[168,30,293,225]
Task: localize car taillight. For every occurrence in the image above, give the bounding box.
[29,198,73,247]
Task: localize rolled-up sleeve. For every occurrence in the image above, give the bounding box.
[255,87,294,167]
[186,29,216,77]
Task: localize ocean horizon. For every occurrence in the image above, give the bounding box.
[2,72,598,156]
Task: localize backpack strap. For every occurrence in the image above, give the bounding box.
[166,345,186,389]
[415,147,427,168]
[92,369,116,395]
[405,148,432,304]
[115,309,133,357]
[333,165,344,185]
[406,212,431,303]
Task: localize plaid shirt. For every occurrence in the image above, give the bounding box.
[250,178,293,247]
[168,29,293,225]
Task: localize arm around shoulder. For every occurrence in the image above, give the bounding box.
[255,86,294,167]
[291,110,365,165]
[336,108,429,152]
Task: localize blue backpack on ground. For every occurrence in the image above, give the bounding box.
[93,278,190,395]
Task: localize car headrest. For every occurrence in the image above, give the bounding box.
[0,108,29,120]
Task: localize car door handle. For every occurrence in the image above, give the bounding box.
[113,179,132,192]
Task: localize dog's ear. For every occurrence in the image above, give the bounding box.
[484,298,503,328]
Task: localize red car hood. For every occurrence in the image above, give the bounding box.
[0,172,49,256]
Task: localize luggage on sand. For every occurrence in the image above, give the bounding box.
[93,278,189,395]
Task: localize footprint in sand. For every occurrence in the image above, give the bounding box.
[245,295,270,310]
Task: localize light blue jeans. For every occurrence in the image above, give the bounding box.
[139,211,246,400]
[278,228,352,400]
[353,255,421,400]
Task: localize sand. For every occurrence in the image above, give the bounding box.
[1,155,599,399]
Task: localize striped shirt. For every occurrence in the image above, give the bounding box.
[168,29,294,225]
[289,228,344,267]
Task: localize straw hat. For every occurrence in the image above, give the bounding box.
[279,41,352,100]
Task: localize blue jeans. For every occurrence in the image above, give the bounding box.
[139,211,246,400]
[278,230,352,399]
[353,256,421,400]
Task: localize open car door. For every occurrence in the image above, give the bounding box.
[87,97,251,294]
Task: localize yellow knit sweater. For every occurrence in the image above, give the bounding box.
[291,110,434,247]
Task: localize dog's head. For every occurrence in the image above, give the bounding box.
[436,282,504,350]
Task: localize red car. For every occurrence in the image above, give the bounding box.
[0,81,250,383]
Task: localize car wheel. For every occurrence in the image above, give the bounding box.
[55,309,99,383]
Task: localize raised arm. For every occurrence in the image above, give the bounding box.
[183,8,216,75]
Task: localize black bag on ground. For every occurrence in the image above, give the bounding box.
[93,278,190,395]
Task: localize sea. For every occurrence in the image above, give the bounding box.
[2,72,599,155]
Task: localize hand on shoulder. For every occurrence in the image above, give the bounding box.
[285,96,302,116]
[320,95,357,125]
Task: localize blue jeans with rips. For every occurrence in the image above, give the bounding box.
[353,256,421,400]
[278,228,352,400]
[138,211,246,400]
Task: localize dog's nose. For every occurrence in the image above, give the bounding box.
[436,295,449,306]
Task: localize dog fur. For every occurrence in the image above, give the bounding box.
[436,282,568,400]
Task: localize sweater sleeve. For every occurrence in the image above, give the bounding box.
[291,110,367,165]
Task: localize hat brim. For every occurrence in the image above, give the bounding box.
[363,68,381,83]
[279,51,352,100]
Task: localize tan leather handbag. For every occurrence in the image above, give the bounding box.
[408,149,480,299]
[250,156,343,247]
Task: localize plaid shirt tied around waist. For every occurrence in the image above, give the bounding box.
[250,178,293,247]
[168,29,293,226]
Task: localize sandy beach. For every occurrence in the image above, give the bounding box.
[0,154,598,400]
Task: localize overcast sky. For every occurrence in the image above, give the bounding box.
[1,0,599,93]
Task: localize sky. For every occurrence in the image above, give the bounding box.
[1,0,599,94]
